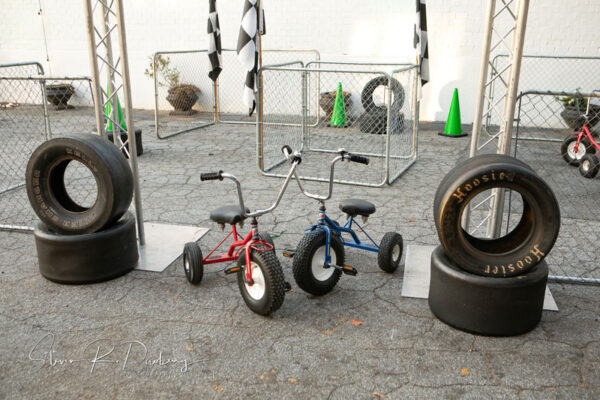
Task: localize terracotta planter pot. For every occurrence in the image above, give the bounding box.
[166,85,199,112]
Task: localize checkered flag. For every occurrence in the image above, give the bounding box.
[237,0,265,116]
[207,0,222,82]
[414,0,429,86]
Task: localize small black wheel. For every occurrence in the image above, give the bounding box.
[237,250,286,315]
[561,135,593,166]
[377,232,403,273]
[579,154,599,178]
[258,232,275,252]
[292,231,344,296]
[183,242,203,284]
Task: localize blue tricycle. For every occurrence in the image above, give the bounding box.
[282,146,403,296]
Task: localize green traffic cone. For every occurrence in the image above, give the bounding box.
[330,82,348,127]
[105,84,127,132]
[439,88,467,137]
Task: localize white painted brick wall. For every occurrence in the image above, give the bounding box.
[1,0,599,122]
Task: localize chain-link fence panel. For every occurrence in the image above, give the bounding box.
[390,66,418,183]
[260,62,418,187]
[512,91,600,281]
[152,51,216,139]
[0,76,97,231]
[259,63,305,173]
[484,55,600,142]
[218,49,320,125]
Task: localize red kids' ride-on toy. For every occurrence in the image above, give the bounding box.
[561,92,600,178]
[182,154,301,315]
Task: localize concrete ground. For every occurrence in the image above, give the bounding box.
[1,118,599,399]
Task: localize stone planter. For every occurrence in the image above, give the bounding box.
[166,84,199,115]
[45,84,74,110]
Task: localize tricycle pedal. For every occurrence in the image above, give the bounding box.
[282,249,296,258]
[341,265,358,276]
[224,265,242,275]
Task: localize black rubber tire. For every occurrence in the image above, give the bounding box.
[428,246,548,336]
[358,110,404,135]
[259,232,275,252]
[237,249,286,315]
[26,133,134,234]
[361,76,404,113]
[34,212,138,284]
[183,242,203,284]
[578,153,600,178]
[434,154,560,277]
[433,154,535,220]
[292,231,344,296]
[561,135,594,166]
[377,232,403,273]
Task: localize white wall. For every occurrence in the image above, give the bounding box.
[1,0,599,122]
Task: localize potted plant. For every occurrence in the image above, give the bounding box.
[556,91,600,131]
[144,55,199,114]
[45,83,75,110]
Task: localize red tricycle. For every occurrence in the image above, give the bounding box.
[182,153,301,315]
[561,94,600,178]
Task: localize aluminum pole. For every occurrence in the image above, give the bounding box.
[486,0,530,238]
[115,0,145,244]
[83,0,106,138]
[468,0,495,158]
[99,1,120,145]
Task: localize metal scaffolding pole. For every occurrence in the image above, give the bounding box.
[83,0,145,244]
[465,0,530,238]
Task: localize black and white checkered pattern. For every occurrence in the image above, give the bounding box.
[207,0,222,82]
[237,0,262,116]
[414,0,429,86]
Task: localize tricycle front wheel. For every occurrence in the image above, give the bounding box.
[237,250,286,315]
[293,231,344,296]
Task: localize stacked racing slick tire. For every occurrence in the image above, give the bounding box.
[26,133,138,284]
[429,154,560,335]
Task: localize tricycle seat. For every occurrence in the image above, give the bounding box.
[210,205,249,225]
[339,199,376,218]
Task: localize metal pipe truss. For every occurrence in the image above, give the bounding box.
[465,0,530,239]
[83,0,145,244]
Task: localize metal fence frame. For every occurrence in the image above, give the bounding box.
[486,54,600,140]
[257,61,419,187]
[152,49,321,139]
[219,49,321,126]
[152,50,217,140]
[512,90,600,285]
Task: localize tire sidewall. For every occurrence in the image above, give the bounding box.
[26,134,133,234]
[34,212,138,284]
[435,157,560,277]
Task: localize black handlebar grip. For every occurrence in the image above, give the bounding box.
[349,154,370,165]
[200,170,223,181]
[281,145,293,157]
